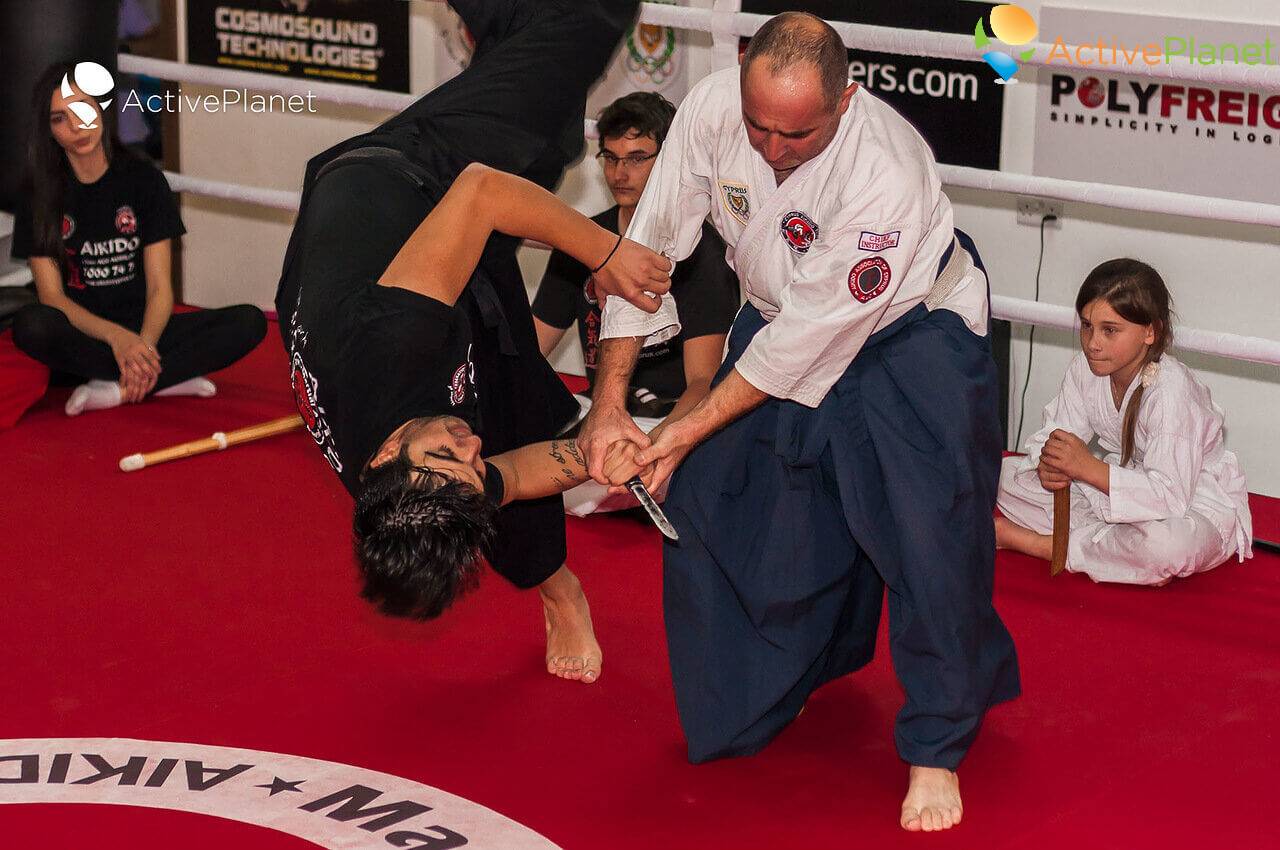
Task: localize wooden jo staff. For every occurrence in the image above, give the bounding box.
[119,415,305,472]
[1050,487,1071,577]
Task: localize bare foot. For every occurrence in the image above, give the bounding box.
[900,765,962,832]
[994,516,1053,561]
[538,566,602,684]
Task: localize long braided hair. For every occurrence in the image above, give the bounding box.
[1075,259,1174,467]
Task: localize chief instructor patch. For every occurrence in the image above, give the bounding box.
[780,210,819,254]
[849,256,891,303]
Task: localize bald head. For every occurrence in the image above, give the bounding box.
[738,13,855,177]
[741,12,848,110]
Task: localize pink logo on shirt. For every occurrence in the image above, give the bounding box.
[115,206,137,236]
[449,363,468,406]
[780,210,819,254]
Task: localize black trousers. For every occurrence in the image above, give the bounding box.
[11,303,267,391]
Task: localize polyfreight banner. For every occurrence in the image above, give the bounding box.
[1034,7,1280,204]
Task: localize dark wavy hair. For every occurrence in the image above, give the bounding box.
[25,62,136,263]
[596,91,677,149]
[1076,258,1174,467]
[352,448,497,620]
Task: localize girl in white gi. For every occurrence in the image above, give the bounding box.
[996,259,1253,585]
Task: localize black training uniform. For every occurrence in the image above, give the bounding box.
[276,0,641,589]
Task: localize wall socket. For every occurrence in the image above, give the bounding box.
[1016,197,1064,228]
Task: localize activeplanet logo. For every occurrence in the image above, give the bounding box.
[974,5,1038,84]
[61,62,115,130]
[0,738,560,849]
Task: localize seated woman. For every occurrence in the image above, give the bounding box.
[996,258,1253,585]
[10,62,266,416]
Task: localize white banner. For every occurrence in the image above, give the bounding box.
[1033,8,1280,205]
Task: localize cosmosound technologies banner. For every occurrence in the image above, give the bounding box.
[740,0,1005,169]
[187,0,410,92]
[1034,7,1280,204]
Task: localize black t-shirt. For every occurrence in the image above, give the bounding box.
[531,206,740,400]
[10,156,186,327]
[283,282,480,497]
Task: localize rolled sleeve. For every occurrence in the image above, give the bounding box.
[600,77,716,348]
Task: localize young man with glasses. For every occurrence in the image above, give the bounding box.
[531,92,740,514]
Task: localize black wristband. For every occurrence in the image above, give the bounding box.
[591,234,624,274]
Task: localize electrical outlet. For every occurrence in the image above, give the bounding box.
[1016,197,1064,227]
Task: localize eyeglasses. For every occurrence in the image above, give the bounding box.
[595,151,659,168]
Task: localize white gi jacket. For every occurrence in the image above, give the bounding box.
[999,353,1253,585]
[599,67,988,408]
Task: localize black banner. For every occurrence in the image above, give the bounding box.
[187,0,410,93]
[741,1,1004,169]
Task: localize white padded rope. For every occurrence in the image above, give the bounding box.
[991,296,1280,367]
[150,165,1280,366]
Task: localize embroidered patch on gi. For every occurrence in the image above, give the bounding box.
[449,362,469,406]
[780,210,819,254]
[858,230,900,252]
[720,182,751,224]
[290,350,341,473]
[115,206,138,236]
[849,256,891,303]
[291,354,321,434]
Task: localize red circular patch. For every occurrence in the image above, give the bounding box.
[61,214,75,240]
[115,206,137,235]
[849,257,891,303]
[780,210,819,254]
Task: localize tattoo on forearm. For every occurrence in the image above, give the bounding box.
[548,439,588,487]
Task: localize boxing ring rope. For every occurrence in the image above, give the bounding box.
[992,296,1280,366]
[163,171,300,212]
[105,5,1280,367]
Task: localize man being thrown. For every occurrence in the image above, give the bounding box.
[275,0,668,685]
[579,13,1020,831]
[531,91,740,515]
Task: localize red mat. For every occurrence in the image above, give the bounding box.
[2,324,1277,849]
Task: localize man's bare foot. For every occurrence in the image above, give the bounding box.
[900,765,962,832]
[994,515,1053,561]
[538,565,602,684]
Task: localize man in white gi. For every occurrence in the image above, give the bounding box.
[581,12,1021,833]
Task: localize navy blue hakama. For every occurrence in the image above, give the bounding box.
[663,237,1021,769]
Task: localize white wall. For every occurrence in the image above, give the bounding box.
[176,0,1280,494]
